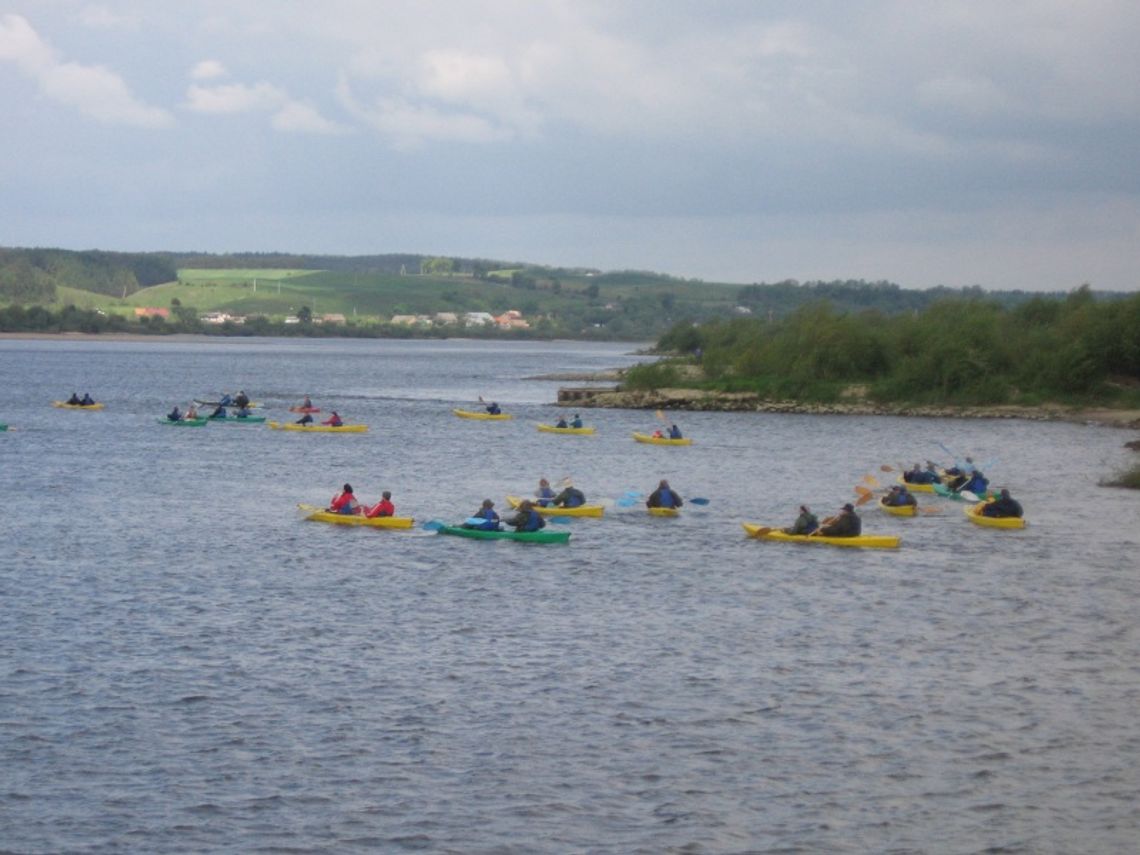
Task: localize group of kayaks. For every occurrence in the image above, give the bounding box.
[454,406,692,444]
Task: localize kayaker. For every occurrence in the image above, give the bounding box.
[235,406,252,419]
[882,485,917,507]
[506,499,546,533]
[555,416,569,428]
[301,395,313,409]
[815,503,861,537]
[646,480,683,509]
[552,484,586,508]
[167,405,182,422]
[365,491,395,518]
[535,479,556,506]
[67,392,82,405]
[957,469,988,495]
[902,463,928,484]
[981,488,1023,518]
[322,411,344,427]
[783,505,819,535]
[209,404,227,419]
[80,393,95,406]
[669,424,683,439]
[185,404,199,419]
[570,414,583,428]
[486,401,502,415]
[464,499,500,531]
[328,483,362,515]
[295,412,314,425]
[234,390,250,409]
[652,428,665,438]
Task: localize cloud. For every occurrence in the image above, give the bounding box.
[186,79,348,134]
[74,5,141,30]
[190,59,227,81]
[0,13,172,127]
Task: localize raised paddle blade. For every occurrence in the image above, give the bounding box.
[615,497,639,508]
[548,516,572,525]
[689,497,710,505]
[919,505,943,514]
[960,490,980,502]
[854,484,873,496]
[421,520,445,531]
[855,492,876,506]
[863,474,880,486]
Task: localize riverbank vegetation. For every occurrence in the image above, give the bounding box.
[626,287,1140,409]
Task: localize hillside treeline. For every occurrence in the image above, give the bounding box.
[630,287,1140,406]
[0,248,176,301]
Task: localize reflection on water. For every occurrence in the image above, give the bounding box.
[1,337,1138,852]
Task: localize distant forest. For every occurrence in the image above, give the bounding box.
[0,245,1133,341]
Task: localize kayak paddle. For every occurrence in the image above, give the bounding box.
[421,520,446,531]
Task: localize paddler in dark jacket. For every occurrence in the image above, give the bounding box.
[981,489,1023,518]
[535,478,556,506]
[784,505,819,535]
[507,499,546,532]
[816,503,861,537]
[646,480,683,509]
[167,405,182,421]
[234,390,250,409]
[552,485,586,508]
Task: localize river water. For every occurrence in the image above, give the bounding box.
[1,336,1137,853]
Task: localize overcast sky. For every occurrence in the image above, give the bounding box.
[2,1,1138,291]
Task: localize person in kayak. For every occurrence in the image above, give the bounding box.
[234,391,250,409]
[485,401,502,415]
[506,499,546,533]
[651,428,665,438]
[981,488,1023,518]
[535,479,556,506]
[882,485,917,507]
[570,414,583,428]
[814,503,861,537]
[364,491,395,518]
[464,499,500,530]
[295,412,314,425]
[185,404,199,419]
[646,480,683,509]
[957,468,989,495]
[322,411,344,427]
[669,424,683,439]
[903,463,936,484]
[235,405,252,418]
[552,484,586,508]
[67,392,82,405]
[555,416,569,428]
[167,405,182,422]
[209,404,227,419]
[328,483,362,515]
[783,505,819,535]
[80,393,95,405]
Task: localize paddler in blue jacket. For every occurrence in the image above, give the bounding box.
[669,424,683,439]
[507,499,546,532]
[570,414,583,428]
[485,401,501,415]
[552,485,586,508]
[535,479,556,506]
[646,480,683,509]
[465,499,500,531]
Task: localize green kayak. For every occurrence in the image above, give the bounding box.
[436,524,571,544]
[158,417,208,427]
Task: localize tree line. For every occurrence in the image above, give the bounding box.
[627,287,1140,406]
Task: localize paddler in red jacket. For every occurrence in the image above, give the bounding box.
[365,491,395,518]
[328,483,362,515]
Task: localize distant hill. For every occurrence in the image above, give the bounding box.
[0,246,1129,340]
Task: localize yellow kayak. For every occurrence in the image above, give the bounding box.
[742,523,900,549]
[267,421,368,433]
[896,475,937,493]
[632,432,692,446]
[299,504,414,528]
[53,401,104,410]
[505,495,604,518]
[536,423,595,435]
[879,497,918,517]
[453,408,512,420]
[964,502,1026,529]
[648,507,680,517]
